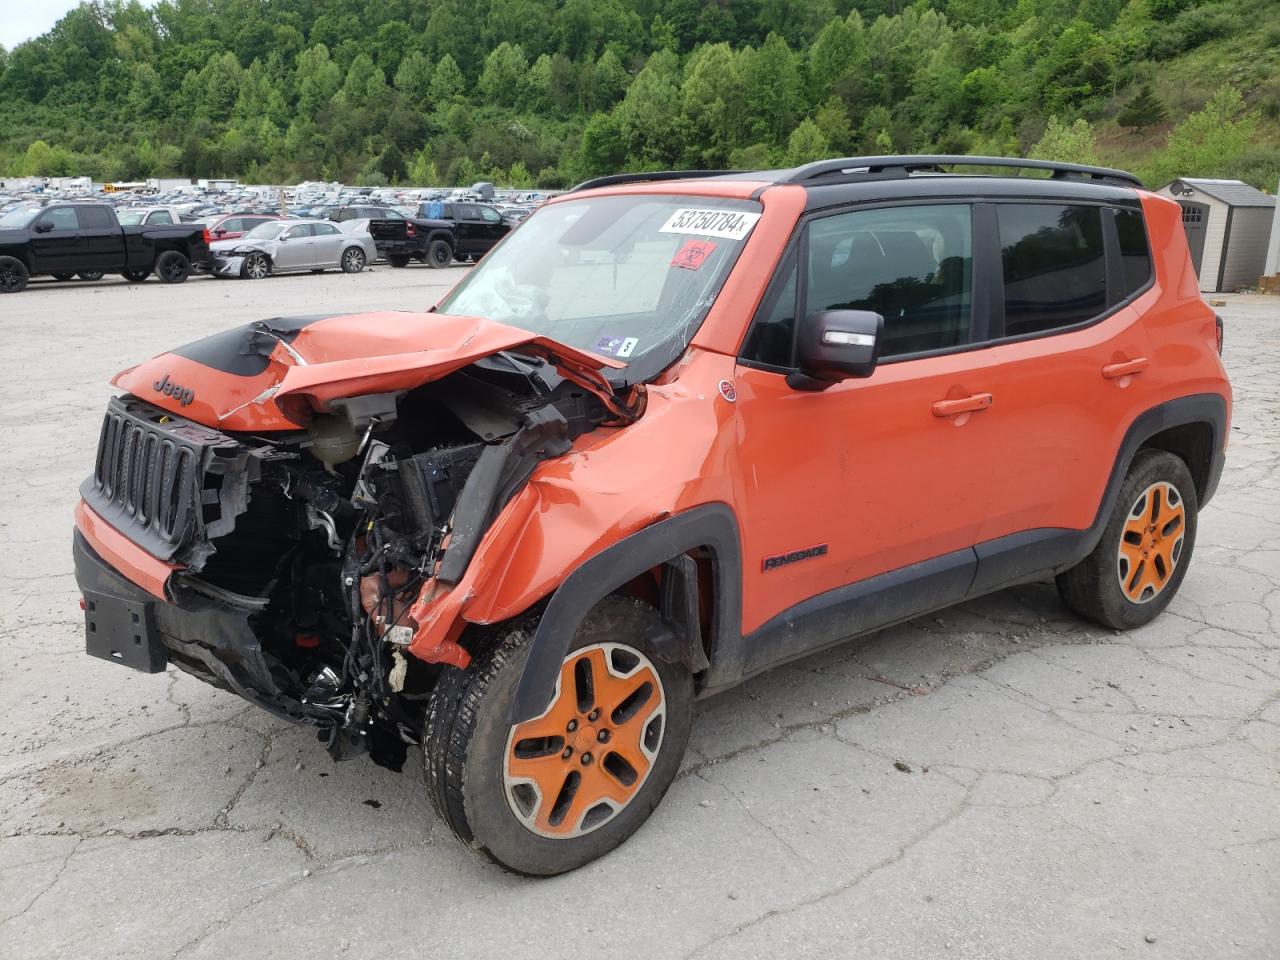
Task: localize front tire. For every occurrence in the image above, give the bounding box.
[77,270,105,281]
[0,256,29,293]
[155,250,191,284]
[53,272,76,281]
[241,252,270,280]
[424,596,694,876]
[1057,449,1198,630]
[122,269,150,282]
[341,246,366,273]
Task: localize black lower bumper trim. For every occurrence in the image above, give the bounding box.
[73,530,331,726]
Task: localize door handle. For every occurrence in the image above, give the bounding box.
[1102,358,1148,379]
[932,393,993,417]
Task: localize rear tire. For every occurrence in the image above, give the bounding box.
[424,596,694,876]
[388,254,411,268]
[341,247,366,273]
[1056,449,1198,630]
[122,269,150,282]
[53,272,76,282]
[155,250,191,284]
[77,270,104,281]
[426,239,452,268]
[0,257,28,293]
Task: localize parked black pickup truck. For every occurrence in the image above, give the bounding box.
[322,202,512,269]
[412,200,513,264]
[0,202,210,293]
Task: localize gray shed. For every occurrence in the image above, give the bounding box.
[1156,178,1276,293]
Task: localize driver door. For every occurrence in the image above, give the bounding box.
[30,207,83,273]
[732,202,1001,650]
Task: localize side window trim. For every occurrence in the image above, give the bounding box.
[971,203,1000,343]
[1102,207,1124,309]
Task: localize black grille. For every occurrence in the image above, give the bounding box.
[81,397,251,564]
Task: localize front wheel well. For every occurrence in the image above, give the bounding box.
[1138,421,1215,502]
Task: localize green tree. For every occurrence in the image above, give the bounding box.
[1029,115,1099,165]
[395,51,435,109]
[785,119,831,165]
[407,146,440,185]
[1117,84,1168,131]
[429,54,466,104]
[296,45,341,115]
[1145,86,1259,184]
[478,42,529,106]
[741,33,802,145]
[338,53,387,110]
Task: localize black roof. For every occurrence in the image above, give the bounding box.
[572,156,1144,205]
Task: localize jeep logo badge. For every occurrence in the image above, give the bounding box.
[153,373,195,407]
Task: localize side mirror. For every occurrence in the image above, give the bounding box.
[786,309,883,391]
[34,221,54,234]
[213,229,226,238]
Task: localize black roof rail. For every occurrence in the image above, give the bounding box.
[781,155,1143,189]
[570,170,741,193]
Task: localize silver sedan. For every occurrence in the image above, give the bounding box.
[208,219,376,279]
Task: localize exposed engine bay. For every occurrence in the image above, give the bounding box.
[83,351,616,771]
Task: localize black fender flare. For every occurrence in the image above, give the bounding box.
[425,229,454,250]
[508,503,742,724]
[1087,392,1227,540]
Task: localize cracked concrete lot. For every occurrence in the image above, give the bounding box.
[1,270,1277,959]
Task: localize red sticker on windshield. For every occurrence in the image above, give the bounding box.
[671,239,717,271]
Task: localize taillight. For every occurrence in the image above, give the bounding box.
[202,228,211,246]
[1215,314,1224,355]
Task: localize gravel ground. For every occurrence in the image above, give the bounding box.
[1,270,1277,959]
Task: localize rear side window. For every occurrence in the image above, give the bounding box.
[999,204,1105,336]
[456,205,479,220]
[313,223,340,236]
[78,206,114,229]
[1114,208,1152,300]
[806,204,973,358]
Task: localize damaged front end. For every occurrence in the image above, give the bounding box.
[75,315,638,771]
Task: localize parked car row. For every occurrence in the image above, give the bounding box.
[0,195,520,291]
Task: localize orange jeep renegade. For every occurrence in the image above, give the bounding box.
[74,157,1230,875]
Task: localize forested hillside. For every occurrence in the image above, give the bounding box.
[1,0,1276,188]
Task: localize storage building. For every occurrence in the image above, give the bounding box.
[1156,178,1276,293]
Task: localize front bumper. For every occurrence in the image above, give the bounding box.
[209,255,246,277]
[73,529,326,725]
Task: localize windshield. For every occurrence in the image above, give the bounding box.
[0,207,41,228]
[244,222,285,240]
[117,210,145,225]
[437,194,761,379]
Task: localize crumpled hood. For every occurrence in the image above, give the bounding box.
[209,236,269,254]
[112,311,627,432]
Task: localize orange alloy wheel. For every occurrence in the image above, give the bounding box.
[1117,480,1186,604]
[503,642,666,838]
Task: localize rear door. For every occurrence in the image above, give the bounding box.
[77,205,126,270]
[963,200,1153,593]
[311,222,345,266]
[29,207,83,273]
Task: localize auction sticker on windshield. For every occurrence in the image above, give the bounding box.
[659,208,762,241]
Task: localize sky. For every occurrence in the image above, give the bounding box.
[0,1,157,51]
